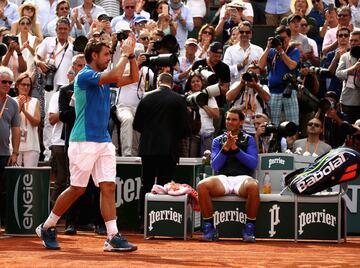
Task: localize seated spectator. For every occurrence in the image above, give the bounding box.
[223,26,240,54]
[292,117,331,156]
[11,1,42,40]
[319,7,338,39]
[156,3,177,36]
[184,71,219,156]
[195,24,215,60]
[13,72,40,166]
[138,29,150,52]
[133,15,148,39]
[226,64,270,135]
[299,17,319,62]
[0,0,19,29]
[111,0,136,32]
[197,108,259,242]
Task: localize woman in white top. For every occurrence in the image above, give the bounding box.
[11,1,43,40]
[13,72,41,167]
[196,24,215,59]
[17,16,41,72]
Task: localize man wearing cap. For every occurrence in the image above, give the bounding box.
[215,0,245,43]
[223,21,264,86]
[169,0,194,50]
[111,0,136,32]
[192,41,231,135]
[174,38,199,91]
[133,15,147,39]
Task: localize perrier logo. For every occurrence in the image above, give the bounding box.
[148,208,183,231]
[261,155,294,170]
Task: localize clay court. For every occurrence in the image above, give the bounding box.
[1,227,360,268]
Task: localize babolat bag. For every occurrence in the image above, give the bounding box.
[285,147,360,195]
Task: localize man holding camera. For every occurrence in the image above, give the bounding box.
[258,25,300,126]
[226,64,270,135]
[335,30,360,124]
[197,107,259,242]
[35,17,74,161]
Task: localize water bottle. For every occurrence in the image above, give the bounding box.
[263,172,271,194]
[281,172,287,190]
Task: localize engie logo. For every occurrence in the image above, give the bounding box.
[14,174,33,230]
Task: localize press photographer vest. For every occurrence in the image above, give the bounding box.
[218,131,253,176]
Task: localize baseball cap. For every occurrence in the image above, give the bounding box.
[185,38,198,46]
[134,15,148,24]
[169,0,183,10]
[287,14,302,24]
[209,41,223,53]
[97,13,110,21]
[228,0,246,10]
[115,20,131,32]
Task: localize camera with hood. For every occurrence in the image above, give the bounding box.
[185,84,221,108]
[194,65,219,85]
[263,121,297,137]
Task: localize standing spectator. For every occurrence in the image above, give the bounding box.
[111,0,136,32]
[73,0,106,34]
[308,0,326,51]
[223,21,264,86]
[187,0,207,28]
[0,0,19,29]
[195,24,215,60]
[1,35,27,79]
[349,0,360,28]
[335,30,360,124]
[133,73,191,225]
[135,0,150,20]
[33,0,58,37]
[287,14,312,54]
[16,16,42,72]
[13,73,40,167]
[169,0,194,50]
[258,26,300,126]
[94,0,120,19]
[265,0,291,27]
[223,26,241,53]
[319,8,339,39]
[11,1,43,40]
[47,0,85,38]
[0,66,20,228]
[299,17,319,60]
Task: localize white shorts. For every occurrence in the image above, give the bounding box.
[68,141,116,187]
[217,175,251,195]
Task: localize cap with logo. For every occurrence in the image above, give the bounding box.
[134,15,148,24]
[209,41,223,53]
[97,13,110,21]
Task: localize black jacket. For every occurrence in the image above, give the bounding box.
[58,82,75,148]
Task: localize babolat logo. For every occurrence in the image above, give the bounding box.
[148,208,182,231]
[14,174,33,230]
[115,177,141,207]
[213,208,246,228]
[296,153,346,193]
[298,209,336,235]
[268,158,285,168]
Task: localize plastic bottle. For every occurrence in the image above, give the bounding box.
[263,172,271,194]
[281,172,287,189]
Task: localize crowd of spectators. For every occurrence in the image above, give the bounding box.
[1,0,360,169]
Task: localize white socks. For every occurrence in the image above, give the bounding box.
[105,219,118,240]
[43,212,61,229]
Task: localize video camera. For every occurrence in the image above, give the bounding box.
[263,121,297,137]
[0,43,7,57]
[194,65,219,85]
[185,84,221,108]
[141,53,177,70]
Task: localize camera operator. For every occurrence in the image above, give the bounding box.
[336,30,360,124]
[258,25,301,126]
[322,27,351,98]
[226,64,270,135]
[192,41,231,135]
[315,91,348,148]
[34,17,74,161]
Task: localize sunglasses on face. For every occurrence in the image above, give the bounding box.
[338,33,349,38]
[20,21,31,25]
[239,30,251,34]
[24,6,34,11]
[140,36,149,41]
[338,14,349,18]
[203,30,212,35]
[1,80,13,85]
[307,122,321,128]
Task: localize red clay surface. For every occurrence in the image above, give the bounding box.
[1,228,360,268]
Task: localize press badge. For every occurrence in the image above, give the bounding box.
[346,75,355,89]
[20,128,28,142]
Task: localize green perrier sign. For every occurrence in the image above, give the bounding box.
[261,155,294,170]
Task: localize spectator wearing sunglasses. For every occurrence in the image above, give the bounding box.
[196,24,215,60]
[223,21,264,86]
[292,117,331,156]
[111,0,136,32]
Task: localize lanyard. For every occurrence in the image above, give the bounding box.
[50,39,69,61]
[0,96,8,119]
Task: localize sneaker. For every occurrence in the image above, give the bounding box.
[242,223,256,242]
[64,225,77,235]
[201,222,219,242]
[36,223,60,250]
[103,233,137,252]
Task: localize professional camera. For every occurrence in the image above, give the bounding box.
[73,36,88,53]
[242,71,258,82]
[350,45,360,60]
[0,43,7,57]
[282,73,298,98]
[318,98,336,112]
[44,64,57,92]
[270,35,283,48]
[185,83,221,108]
[2,34,18,46]
[141,53,177,70]
[308,66,331,77]
[116,30,129,41]
[264,121,297,137]
[194,65,219,85]
[341,121,358,136]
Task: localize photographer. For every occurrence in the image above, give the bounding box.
[258,25,300,126]
[315,91,348,148]
[253,113,278,154]
[335,30,360,124]
[226,64,270,135]
[34,17,74,161]
[1,36,27,78]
